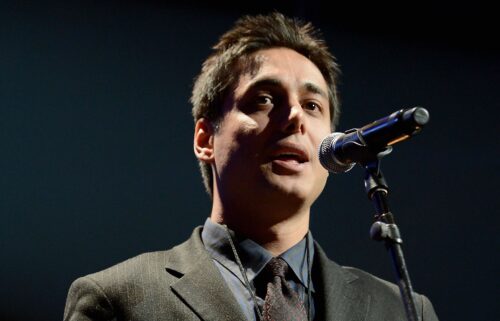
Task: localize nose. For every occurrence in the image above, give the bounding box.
[282,101,305,134]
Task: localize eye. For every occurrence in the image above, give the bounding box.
[255,94,273,106]
[303,101,321,112]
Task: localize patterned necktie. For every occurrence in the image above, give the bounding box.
[261,257,308,321]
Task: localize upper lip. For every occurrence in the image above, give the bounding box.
[269,142,309,163]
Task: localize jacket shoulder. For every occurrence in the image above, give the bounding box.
[86,250,171,284]
[64,251,174,319]
[82,226,205,288]
[64,228,207,321]
[342,266,438,321]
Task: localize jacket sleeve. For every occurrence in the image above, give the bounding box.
[421,294,439,321]
[63,276,116,321]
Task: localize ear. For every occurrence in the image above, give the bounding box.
[193,118,215,163]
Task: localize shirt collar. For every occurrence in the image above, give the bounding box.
[201,217,315,291]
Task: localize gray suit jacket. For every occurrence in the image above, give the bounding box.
[64,227,438,321]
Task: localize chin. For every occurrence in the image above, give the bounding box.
[258,166,327,206]
[264,176,315,204]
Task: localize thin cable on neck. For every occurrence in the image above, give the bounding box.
[223,225,264,321]
[306,233,312,321]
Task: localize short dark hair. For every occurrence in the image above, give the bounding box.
[191,12,341,196]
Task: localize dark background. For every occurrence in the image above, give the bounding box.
[1,1,498,320]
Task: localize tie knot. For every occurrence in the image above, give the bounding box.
[265,257,289,278]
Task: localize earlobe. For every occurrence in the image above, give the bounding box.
[193,118,215,163]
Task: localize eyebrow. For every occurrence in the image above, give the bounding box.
[246,77,328,99]
[303,82,328,99]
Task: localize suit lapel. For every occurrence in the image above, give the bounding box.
[166,227,248,321]
[164,228,370,321]
[315,243,370,321]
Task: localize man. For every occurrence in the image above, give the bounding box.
[64,12,439,321]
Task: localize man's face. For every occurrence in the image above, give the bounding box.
[211,47,332,211]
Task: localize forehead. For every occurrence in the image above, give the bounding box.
[235,47,328,92]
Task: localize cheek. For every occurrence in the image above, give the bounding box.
[230,114,264,151]
[311,122,332,147]
[235,113,263,134]
[319,166,329,181]
[313,165,329,195]
[214,115,261,164]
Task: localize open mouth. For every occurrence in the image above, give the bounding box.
[273,153,307,163]
[269,144,309,166]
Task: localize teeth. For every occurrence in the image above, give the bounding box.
[276,153,304,164]
[278,153,299,158]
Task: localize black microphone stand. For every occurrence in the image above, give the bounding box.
[362,148,419,321]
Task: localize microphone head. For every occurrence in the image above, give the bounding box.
[318,133,356,174]
[402,106,430,126]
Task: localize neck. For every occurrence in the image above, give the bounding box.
[210,202,310,256]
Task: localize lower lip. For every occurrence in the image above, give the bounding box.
[271,159,306,174]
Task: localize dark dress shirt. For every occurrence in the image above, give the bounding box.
[201,218,315,321]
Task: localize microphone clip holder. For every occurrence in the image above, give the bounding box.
[370,220,403,244]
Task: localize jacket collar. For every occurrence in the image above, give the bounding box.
[164,227,370,321]
[165,227,248,321]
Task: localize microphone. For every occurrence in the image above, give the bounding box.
[319,107,429,173]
